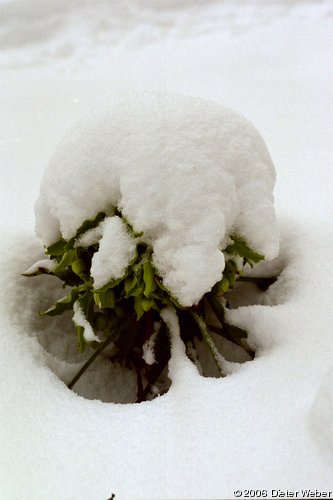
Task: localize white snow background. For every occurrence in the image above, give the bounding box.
[0,1,332,499]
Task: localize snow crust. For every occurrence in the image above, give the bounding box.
[35,92,278,305]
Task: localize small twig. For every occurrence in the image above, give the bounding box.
[191,312,225,377]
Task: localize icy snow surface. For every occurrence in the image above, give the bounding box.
[35,92,279,305]
[0,0,333,499]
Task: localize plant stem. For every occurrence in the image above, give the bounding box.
[67,318,134,390]
[206,294,255,359]
[206,293,225,324]
[191,312,225,377]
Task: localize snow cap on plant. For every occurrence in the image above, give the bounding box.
[35,91,279,307]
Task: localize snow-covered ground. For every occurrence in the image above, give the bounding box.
[0,1,332,499]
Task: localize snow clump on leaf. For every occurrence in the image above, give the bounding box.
[35,92,279,307]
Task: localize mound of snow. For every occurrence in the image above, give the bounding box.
[90,216,136,289]
[35,92,279,306]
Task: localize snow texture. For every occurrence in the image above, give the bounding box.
[23,258,56,276]
[90,216,136,289]
[142,329,157,366]
[35,92,279,306]
[74,224,103,248]
[0,1,332,499]
[72,301,100,343]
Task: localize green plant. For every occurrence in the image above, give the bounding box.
[24,211,274,401]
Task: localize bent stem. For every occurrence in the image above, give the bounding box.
[191,311,226,377]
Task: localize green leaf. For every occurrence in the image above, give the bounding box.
[76,325,86,353]
[54,250,76,273]
[141,297,154,312]
[93,313,109,331]
[41,287,79,316]
[219,277,230,293]
[93,289,116,309]
[155,277,167,293]
[78,291,95,323]
[52,269,82,287]
[223,260,238,288]
[226,234,264,267]
[143,261,156,298]
[71,257,87,277]
[46,239,68,257]
[121,215,144,238]
[129,282,144,297]
[95,267,131,293]
[124,275,138,296]
[134,296,144,320]
[70,212,106,245]
[134,262,143,278]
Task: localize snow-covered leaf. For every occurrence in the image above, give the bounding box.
[226,235,264,267]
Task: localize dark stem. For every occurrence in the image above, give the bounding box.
[135,360,144,402]
[143,309,154,342]
[139,356,169,402]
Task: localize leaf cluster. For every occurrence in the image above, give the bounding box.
[26,212,270,401]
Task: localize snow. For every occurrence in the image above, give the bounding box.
[142,324,159,366]
[161,306,198,387]
[72,301,100,343]
[74,225,103,248]
[22,258,56,276]
[90,216,136,289]
[35,91,279,306]
[0,1,333,499]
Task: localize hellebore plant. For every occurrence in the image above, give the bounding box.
[24,211,274,402]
